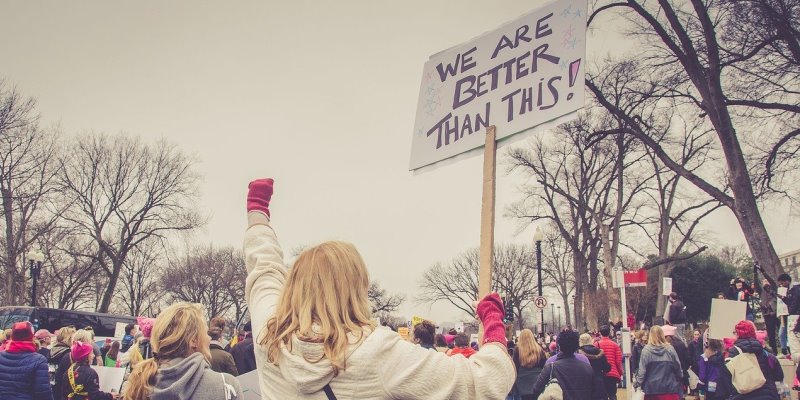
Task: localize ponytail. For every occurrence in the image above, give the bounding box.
[123,358,159,400]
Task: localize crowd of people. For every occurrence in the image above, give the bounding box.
[0,178,798,399]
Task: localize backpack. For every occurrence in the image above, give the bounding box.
[539,362,563,400]
[726,346,766,394]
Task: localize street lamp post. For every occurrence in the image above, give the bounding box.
[533,227,544,337]
[557,305,561,329]
[27,249,45,307]
[551,303,555,332]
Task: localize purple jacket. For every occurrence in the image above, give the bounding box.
[698,352,723,387]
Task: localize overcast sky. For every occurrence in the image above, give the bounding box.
[2,1,798,323]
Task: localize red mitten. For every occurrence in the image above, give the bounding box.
[247,179,274,217]
[476,292,507,347]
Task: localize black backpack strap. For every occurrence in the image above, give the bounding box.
[323,383,337,400]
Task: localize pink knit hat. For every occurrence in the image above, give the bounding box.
[661,325,677,337]
[137,316,156,338]
[71,341,93,362]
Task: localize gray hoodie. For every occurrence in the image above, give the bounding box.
[150,352,243,400]
[635,344,682,395]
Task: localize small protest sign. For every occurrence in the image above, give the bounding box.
[91,366,125,393]
[410,0,586,171]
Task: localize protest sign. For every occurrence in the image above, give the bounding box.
[777,287,788,316]
[410,0,586,172]
[708,299,747,339]
[398,327,410,340]
[91,366,125,393]
[662,277,673,295]
[237,370,262,400]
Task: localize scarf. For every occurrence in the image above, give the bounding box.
[6,340,38,353]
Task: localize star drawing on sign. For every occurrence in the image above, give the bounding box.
[560,5,573,17]
[559,59,568,70]
[573,8,582,18]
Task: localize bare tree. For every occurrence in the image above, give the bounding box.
[368,281,405,314]
[58,133,203,312]
[416,244,537,329]
[0,82,62,306]
[35,231,99,310]
[587,0,799,277]
[162,245,243,321]
[539,224,576,328]
[116,242,164,316]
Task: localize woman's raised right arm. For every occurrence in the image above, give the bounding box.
[243,179,287,333]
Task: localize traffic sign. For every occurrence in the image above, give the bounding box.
[534,296,548,309]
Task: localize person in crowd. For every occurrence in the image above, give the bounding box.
[718,320,783,400]
[34,329,55,360]
[118,342,144,397]
[727,278,755,321]
[635,325,683,400]
[511,329,547,400]
[666,293,688,337]
[121,324,137,353]
[100,338,112,360]
[0,329,5,350]
[433,334,449,353]
[531,329,604,400]
[631,330,647,376]
[688,329,703,375]
[136,317,155,360]
[0,328,10,352]
[548,341,558,357]
[81,327,103,366]
[754,267,780,353]
[54,328,96,399]
[208,326,239,376]
[579,333,611,396]
[597,325,623,400]
[662,325,690,393]
[412,320,436,350]
[124,302,243,400]
[243,178,514,399]
[230,321,257,374]
[209,317,229,349]
[697,339,724,400]
[0,321,53,400]
[446,333,477,358]
[50,326,76,399]
[104,341,121,367]
[763,270,800,355]
[62,341,118,400]
[628,313,637,331]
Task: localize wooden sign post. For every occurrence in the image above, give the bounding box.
[479,126,497,298]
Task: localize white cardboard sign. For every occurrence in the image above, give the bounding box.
[708,299,747,340]
[90,366,125,393]
[410,0,587,171]
[662,278,673,296]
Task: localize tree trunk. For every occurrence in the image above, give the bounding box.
[98,261,122,313]
[561,292,572,328]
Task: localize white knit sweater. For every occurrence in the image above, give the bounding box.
[243,213,515,399]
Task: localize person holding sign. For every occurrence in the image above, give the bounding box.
[243,179,515,399]
[756,266,800,357]
[61,341,119,400]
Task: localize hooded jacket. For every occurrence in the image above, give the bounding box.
[720,338,783,400]
[244,217,515,399]
[668,299,688,324]
[531,352,606,400]
[579,345,611,377]
[150,352,243,400]
[635,344,682,395]
[230,337,257,375]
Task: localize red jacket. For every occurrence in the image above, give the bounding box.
[597,337,623,380]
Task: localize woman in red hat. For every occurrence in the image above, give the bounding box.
[0,321,53,400]
[60,341,118,400]
[716,320,783,400]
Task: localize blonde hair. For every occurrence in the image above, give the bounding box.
[72,329,94,344]
[56,327,76,346]
[634,330,648,344]
[579,333,594,347]
[124,302,210,400]
[516,329,546,368]
[260,241,375,376]
[648,326,669,346]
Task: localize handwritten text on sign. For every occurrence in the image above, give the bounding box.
[410,0,586,171]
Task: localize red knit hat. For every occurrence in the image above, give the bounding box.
[734,320,756,339]
[11,321,34,341]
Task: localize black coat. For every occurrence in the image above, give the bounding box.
[532,353,606,400]
[720,338,783,400]
[58,363,114,400]
[668,300,687,324]
[230,337,257,375]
